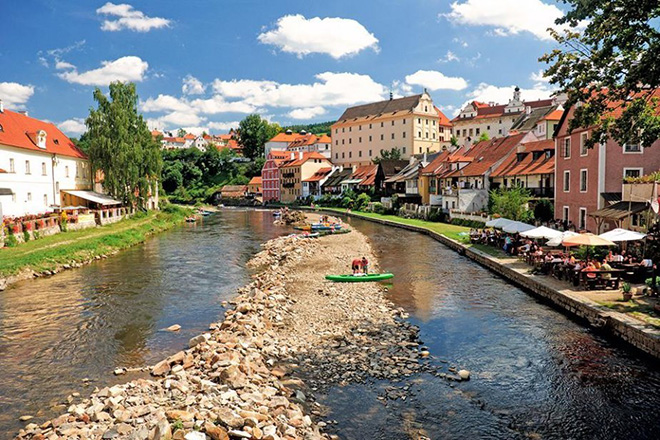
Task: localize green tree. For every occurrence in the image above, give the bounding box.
[372,147,402,164]
[540,0,660,149]
[70,132,92,155]
[489,187,532,221]
[177,128,187,137]
[450,135,459,147]
[86,82,162,209]
[478,132,490,142]
[237,114,281,159]
[533,199,555,223]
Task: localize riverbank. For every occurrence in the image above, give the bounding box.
[308,207,660,360]
[15,218,454,439]
[0,206,190,291]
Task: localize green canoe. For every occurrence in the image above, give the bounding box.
[325,273,394,283]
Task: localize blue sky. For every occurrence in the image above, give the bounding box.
[1,0,570,136]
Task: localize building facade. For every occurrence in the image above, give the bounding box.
[287,134,332,159]
[279,152,332,203]
[0,107,91,217]
[261,150,290,203]
[452,87,563,145]
[331,91,451,167]
[554,100,660,232]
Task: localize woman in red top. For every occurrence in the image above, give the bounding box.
[352,258,362,274]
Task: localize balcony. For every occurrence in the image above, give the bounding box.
[528,187,554,198]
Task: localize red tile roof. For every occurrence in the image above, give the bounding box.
[288,134,332,148]
[280,152,329,168]
[303,167,333,182]
[269,132,306,143]
[434,106,452,127]
[491,139,555,177]
[184,133,195,139]
[0,109,87,159]
[350,164,379,186]
[452,99,555,122]
[448,133,526,178]
[248,176,262,185]
[540,109,563,121]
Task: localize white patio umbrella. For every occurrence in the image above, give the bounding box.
[485,217,513,228]
[598,228,647,242]
[520,226,563,240]
[546,231,579,247]
[503,221,536,234]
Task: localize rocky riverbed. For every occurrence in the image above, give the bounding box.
[15,217,467,440]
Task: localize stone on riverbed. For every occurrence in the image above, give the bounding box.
[166,324,182,332]
[458,369,471,380]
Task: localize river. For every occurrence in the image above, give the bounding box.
[1,210,659,439]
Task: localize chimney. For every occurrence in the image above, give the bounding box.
[0,99,3,113]
[19,110,28,117]
[525,106,532,115]
[290,152,295,160]
[489,101,495,107]
[299,151,303,159]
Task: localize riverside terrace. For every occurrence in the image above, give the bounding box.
[469,228,657,291]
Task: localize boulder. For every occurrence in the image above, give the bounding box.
[204,422,229,440]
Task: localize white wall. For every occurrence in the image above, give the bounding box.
[0,144,91,217]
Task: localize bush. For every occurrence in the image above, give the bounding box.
[4,235,18,247]
[33,230,41,240]
[355,193,371,211]
[341,196,354,208]
[23,230,30,243]
[370,202,385,214]
[645,277,660,287]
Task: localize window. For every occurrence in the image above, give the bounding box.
[342,128,345,133]
[342,139,345,145]
[425,131,429,139]
[579,208,587,230]
[342,152,345,159]
[391,133,395,140]
[418,118,421,124]
[563,206,569,222]
[433,120,436,126]
[624,143,642,153]
[369,124,372,129]
[580,132,588,156]
[349,152,352,158]
[476,128,480,135]
[498,129,502,135]
[580,169,588,192]
[42,162,47,176]
[12,193,16,202]
[403,132,406,138]
[359,151,362,157]
[419,147,422,153]
[335,140,338,146]
[403,119,406,124]
[27,192,32,201]
[563,171,570,192]
[369,149,372,156]
[418,131,421,138]
[359,137,362,143]
[359,125,362,131]
[25,160,31,175]
[349,138,352,144]
[487,125,490,130]
[380,134,384,141]
[369,135,372,142]
[43,194,48,206]
[563,138,571,158]
[624,168,643,180]
[335,129,338,134]
[349,127,352,132]
[433,133,436,139]
[391,120,394,126]
[9,158,14,173]
[380,122,384,128]
[402,147,406,154]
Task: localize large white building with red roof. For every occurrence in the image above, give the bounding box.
[452,87,565,145]
[0,104,92,217]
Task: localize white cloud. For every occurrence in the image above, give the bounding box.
[208,121,240,131]
[153,111,206,127]
[452,37,469,48]
[0,82,35,109]
[140,94,195,113]
[58,118,87,135]
[212,72,387,108]
[55,61,75,70]
[438,50,460,63]
[96,2,171,32]
[443,0,565,41]
[182,75,205,95]
[405,70,468,91]
[58,56,149,86]
[288,106,327,120]
[188,96,257,114]
[467,82,555,105]
[258,14,379,59]
[530,69,550,83]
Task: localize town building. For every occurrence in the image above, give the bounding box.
[261,150,290,203]
[279,152,331,203]
[452,87,564,145]
[287,134,332,159]
[302,167,334,198]
[490,139,555,198]
[321,168,353,196]
[377,159,409,195]
[331,91,451,167]
[554,93,660,232]
[341,164,381,193]
[385,154,436,202]
[264,130,306,157]
[247,176,262,197]
[0,105,92,217]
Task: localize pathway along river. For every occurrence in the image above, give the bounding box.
[1,210,660,439]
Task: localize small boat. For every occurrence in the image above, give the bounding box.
[325,273,394,283]
[300,232,320,238]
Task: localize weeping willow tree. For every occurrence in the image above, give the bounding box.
[86,82,162,209]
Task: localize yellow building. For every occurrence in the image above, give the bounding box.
[279,152,332,203]
[331,91,451,167]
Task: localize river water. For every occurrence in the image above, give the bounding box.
[1,210,659,439]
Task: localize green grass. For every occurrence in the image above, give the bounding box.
[0,207,189,277]
[597,299,660,329]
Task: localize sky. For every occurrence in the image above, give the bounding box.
[0,0,573,137]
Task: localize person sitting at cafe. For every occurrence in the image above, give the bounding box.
[593,260,602,269]
[612,251,624,263]
[601,260,613,279]
[582,261,598,279]
[641,258,653,267]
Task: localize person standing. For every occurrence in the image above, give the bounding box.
[361,256,369,274]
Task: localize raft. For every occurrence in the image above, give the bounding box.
[325,273,394,283]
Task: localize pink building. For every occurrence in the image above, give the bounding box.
[261,150,290,203]
[554,101,660,232]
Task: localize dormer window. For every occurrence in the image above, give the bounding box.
[37,130,47,149]
[0,124,3,132]
[54,139,59,145]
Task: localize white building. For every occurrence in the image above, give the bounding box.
[287,134,332,159]
[264,130,306,157]
[0,104,92,217]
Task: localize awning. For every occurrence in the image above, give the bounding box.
[503,221,536,234]
[485,217,513,228]
[520,226,563,239]
[62,190,122,205]
[0,188,14,196]
[599,228,647,242]
[340,179,363,185]
[590,201,648,220]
